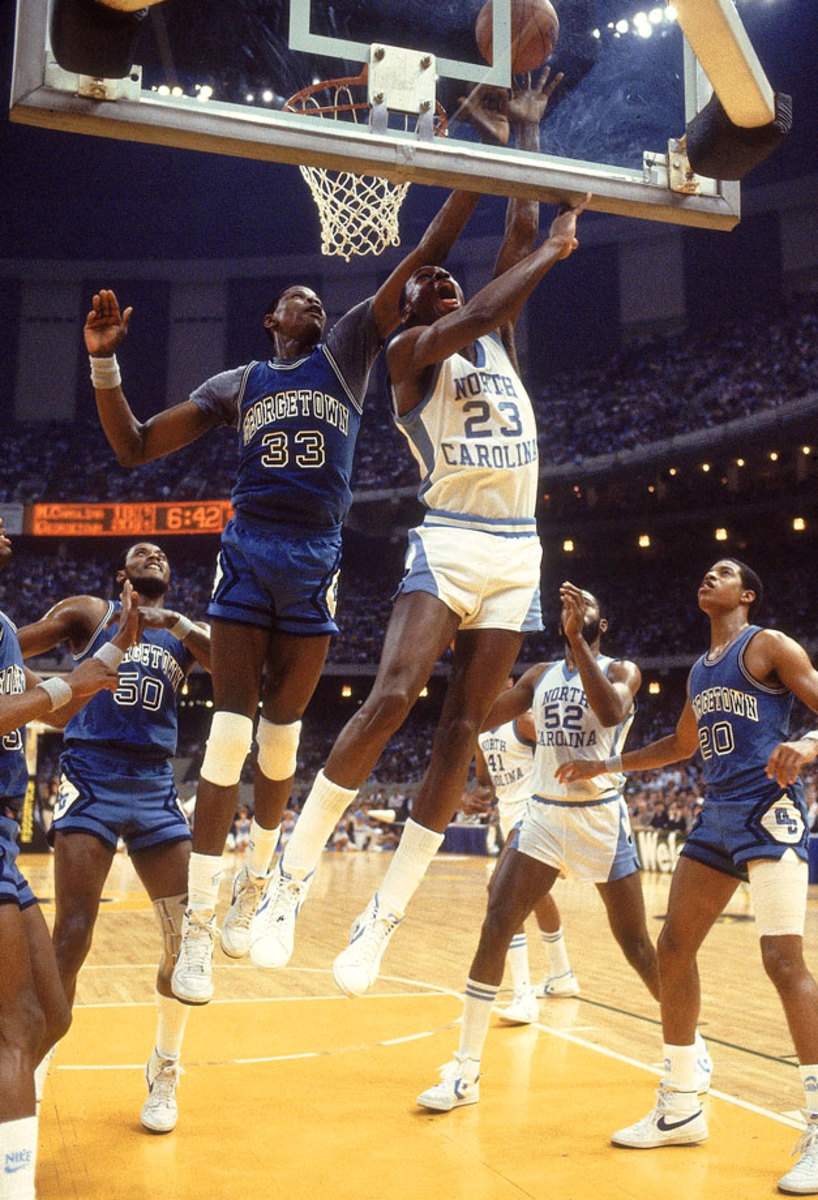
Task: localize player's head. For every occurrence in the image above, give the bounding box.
[400,266,465,328]
[263,285,326,349]
[115,542,171,600]
[698,558,763,620]
[558,588,607,648]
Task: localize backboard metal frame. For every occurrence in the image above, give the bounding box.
[9,0,742,231]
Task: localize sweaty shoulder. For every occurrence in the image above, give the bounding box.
[325,298,382,405]
[189,366,248,424]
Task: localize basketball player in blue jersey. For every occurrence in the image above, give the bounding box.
[417,583,713,1110]
[249,94,589,989]
[83,181,491,1007]
[470,692,579,1023]
[558,559,818,1194]
[0,519,135,1200]
[17,541,210,1135]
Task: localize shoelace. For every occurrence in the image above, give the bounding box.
[183,921,215,973]
[791,1122,818,1161]
[150,1061,182,1103]
[231,873,266,929]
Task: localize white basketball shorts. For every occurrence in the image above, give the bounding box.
[517,794,640,883]
[396,523,542,632]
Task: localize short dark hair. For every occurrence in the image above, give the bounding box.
[725,558,764,619]
[264,284,320,318]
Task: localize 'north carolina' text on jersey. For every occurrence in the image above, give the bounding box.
[64,601,188,762]
[190,300,380,533]
[393,331,538,536]
[0,610,28,802]
[531,657,634,802]
[687,625,799,802]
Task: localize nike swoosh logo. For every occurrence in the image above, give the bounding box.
[5,1164,29,1174]
[657,1112,702,1132]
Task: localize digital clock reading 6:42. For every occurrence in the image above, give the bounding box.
[27,500,234,537]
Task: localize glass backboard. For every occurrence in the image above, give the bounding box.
[10,0,747,232]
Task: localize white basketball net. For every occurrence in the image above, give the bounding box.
[298,164,410,261]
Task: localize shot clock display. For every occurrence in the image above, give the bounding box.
[27,500,233,536]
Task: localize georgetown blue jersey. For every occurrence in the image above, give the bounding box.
[0,610,28,803]
[64,602,188,762]
[688,625,800,802]
[190,301,381,533]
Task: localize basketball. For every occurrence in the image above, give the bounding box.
[475,0,559,74]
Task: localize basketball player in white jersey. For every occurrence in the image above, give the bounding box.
[417,582,711,1111]
[472,694,579,1024]
[247,85,589,994]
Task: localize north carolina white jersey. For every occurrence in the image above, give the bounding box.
[477,719,535,836]
[392,331,539,536]
[530,656,634,803]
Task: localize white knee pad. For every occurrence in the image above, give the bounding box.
[256,716,302,781]
[748,850,808,937]
[201,711,254,787]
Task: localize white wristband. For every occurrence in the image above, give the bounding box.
[169,615,193,640]
[604,754,623,773]
[37,677,73,710]
[94,642,125,668]
[802,731,818,744]
[90,354,121,389]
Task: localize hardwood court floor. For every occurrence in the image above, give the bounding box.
[22,849,818,1200]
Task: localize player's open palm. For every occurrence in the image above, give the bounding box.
[85,288,132,357]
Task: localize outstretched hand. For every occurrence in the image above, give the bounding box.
[548,193,591,259]
[85,288,132,358]
[559,580,587,642]
[455,84,511,146]
[506,67,564,131]
[109,579,140,650]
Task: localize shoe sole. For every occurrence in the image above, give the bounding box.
[141,1114,177,1134]
[417,1094,478,1112]
[170,983,213,1006]
[497,1011,538,1025]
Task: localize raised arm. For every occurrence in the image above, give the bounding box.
[137,605,212,673]
[371,191,482,341]
[85,290,219,466]
[387,194,589,400]
[560,582,641,727]
[481,664,546,732]
[555,699,700,784]
[17,595,108,658]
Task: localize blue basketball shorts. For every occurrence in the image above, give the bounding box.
[0,814,36,909]
[54,748,191,854]
[681,783,809,880]
[207,517,342,636]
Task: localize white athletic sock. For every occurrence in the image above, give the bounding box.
[187,852,223,916]
[377,819,444,916]
[507,933,531,994]
[458,978,500,1062]
[663,1042,699,1106]
[246,819,280,877]
[155,989,190,1061]
[799,1063,818,1115]
[282,771,357,879]
[0,1115,37,1200]
[540,927,571,977]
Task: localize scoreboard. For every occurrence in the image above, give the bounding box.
[27,500,233,537]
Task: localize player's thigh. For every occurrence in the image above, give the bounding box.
[487,846,559,928]
[130,837,191,901]
[209,618,270,714]
[368,592,460,702]
[260,629,331,722]
[53,831,115,928]
[446,627,524,724]
[661,855,739,957]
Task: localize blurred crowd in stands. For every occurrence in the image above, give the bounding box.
[3,295,815,505]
